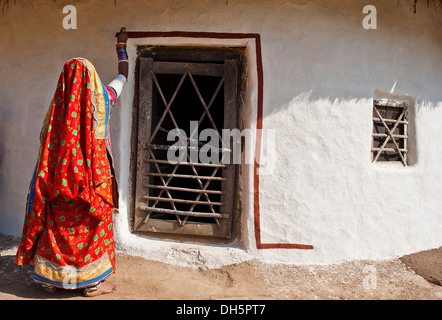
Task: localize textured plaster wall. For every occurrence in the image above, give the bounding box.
[0,0,441,267]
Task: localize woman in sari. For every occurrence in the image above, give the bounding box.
[14,28,129,297]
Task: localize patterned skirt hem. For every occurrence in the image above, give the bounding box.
[28,252,114,290]
[29,265,113,290]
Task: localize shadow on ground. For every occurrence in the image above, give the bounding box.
[0,254,84,299]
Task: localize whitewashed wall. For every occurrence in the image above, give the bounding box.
[1,0,441,267]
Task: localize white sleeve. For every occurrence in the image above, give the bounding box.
[108,74,127,99]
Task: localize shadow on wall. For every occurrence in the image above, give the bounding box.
[0,254,82,299]
[259,0,442,118]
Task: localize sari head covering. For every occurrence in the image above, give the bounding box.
[14,58,116,289]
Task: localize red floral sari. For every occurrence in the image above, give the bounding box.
[14,58,117,289]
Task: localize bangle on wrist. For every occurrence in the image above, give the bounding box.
[116,43,128,61]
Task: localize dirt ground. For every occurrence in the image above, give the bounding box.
[0,233,441,300]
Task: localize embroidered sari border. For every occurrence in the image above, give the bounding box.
[28,252,114,289]
[31,267,113,290]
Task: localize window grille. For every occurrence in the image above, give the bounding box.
[132,47,242,239]
[371,99,409,166]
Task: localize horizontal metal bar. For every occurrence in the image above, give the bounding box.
[143,184,225,194]
[143,172,226,181]
[144,143,231,153]
[144,158,225,168]
[372,133,408,139]
[143,195,224,206]
[373,99,408,108]
[152,61,225,77]
[138,203,229,218]
[371,147,408,153]
[373,118,408,124]
[158,126,207,148]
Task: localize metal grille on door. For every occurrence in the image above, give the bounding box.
[133,56,238,239]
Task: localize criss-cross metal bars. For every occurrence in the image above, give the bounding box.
[371,99,409,166]
[138,61,230,228]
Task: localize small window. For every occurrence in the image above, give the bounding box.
[371,99,409,166]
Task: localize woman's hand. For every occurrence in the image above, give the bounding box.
[117,27,128,43]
